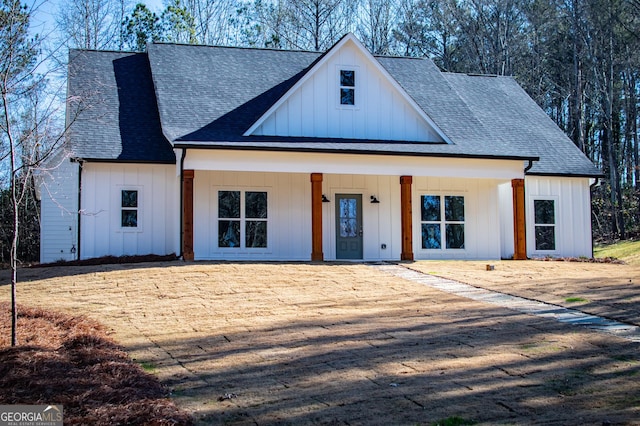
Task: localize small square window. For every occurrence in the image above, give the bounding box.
[340,88,355,105]
[445,196,465,222]
[535,226,555,250]
[245,191,267,219]
[421,195,441,222]
[121,210,138,227]
[219,220,240,247]
[122,190,138,208]
[340,70,355,87]
[445,224,465,249]
[421,223,441,249]
[219,191,240,218]
[534,199,555,224]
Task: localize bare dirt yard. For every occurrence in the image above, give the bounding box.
[408,260,640,327]
[1,260,639,425]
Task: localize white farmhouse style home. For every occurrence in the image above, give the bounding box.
[39,34,602,263]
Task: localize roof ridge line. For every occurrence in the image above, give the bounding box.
[148,41,322,55]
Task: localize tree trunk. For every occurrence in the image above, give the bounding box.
[570,0,585,152]
[11,177,18,347]
[603,1,624,240]
[3,88,18,347]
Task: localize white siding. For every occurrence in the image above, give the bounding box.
[413,177,503,260]
[525,176,593,258]
[185,149,525,180]
[324,174,401,261]
[194,171,311,260]
[193,172,402,261]
[186,151,523,261]
[251,41,444,143]
[192,171,503,261]
[39,155,80,263]
[80,163,179,259]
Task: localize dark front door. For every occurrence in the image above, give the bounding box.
[335,194,363,259]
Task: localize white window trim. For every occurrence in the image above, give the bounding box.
[117,185,143,233]
[418,193,467,252]
[529,196,559,254]
[214,188,271,252]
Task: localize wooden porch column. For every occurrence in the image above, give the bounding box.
[400,176,414,261]
[311,173,324,261]
[182,170,195,261]
[512,178,527,260]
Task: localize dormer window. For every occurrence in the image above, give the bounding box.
[340,70,355,105]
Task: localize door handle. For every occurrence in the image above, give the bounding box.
[359,226,363,237]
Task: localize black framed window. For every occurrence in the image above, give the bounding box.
[420,195,465,250]
[245,191,267,248]
[218,190,268,248]
[218,191,241,247]
[340,69,355,105]
[534,199,556,250]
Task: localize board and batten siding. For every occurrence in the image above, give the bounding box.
[193,171,311,260]
[323,174,402,261]
[79,163,179,259]
[250,41,443,143]
[185,151,523,260]
[194,172,402,261]
[192,171,505,261]
[413,177,503,260]
[525,176,593,258]
[39,156,80,263]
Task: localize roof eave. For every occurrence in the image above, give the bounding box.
[526,171,605,179]
[173,141,538,162]
[72,157,176,165]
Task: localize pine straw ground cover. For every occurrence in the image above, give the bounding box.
[0,302,193,425]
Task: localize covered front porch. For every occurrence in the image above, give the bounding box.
[178,149,528,262]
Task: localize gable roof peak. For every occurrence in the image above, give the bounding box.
[243,33,451,144]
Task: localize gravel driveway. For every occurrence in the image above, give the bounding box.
[2,261,639,425]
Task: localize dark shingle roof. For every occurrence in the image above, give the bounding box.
[147,43,319,142]
[66,41,601,176]
[146,44,529,159]
[441,73,601,176]
[67,50,174,163]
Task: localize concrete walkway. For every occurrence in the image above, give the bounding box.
[373,263,640,343]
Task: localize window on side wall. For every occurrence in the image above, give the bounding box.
[420,195,465,250]
[121,189,138,228]
[534,199,555,250]
[218,190,268,249]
